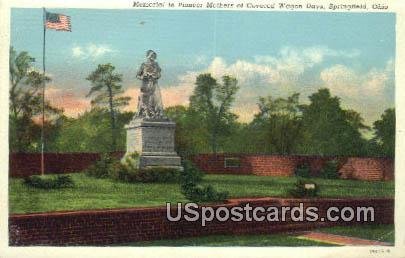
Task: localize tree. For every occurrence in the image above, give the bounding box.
[9,47,62,152]
[52,109,133,152]
[299,88,367,156]
[9,47,35,120]
[251,93,302,154]
[189,74,239,153]
[86,63,130,151]
[372,108,395,157]
[165,105,212,157]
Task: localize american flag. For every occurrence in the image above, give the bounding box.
[45,12,71,32]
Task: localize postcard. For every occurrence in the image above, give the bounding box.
[0,0,404,257]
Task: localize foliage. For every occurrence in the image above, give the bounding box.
[251,93,302,154]
[189,74,239,153]
[320,159,340,179]
[24,174,74,189]
[180,160,204,184]
[86,153,117,179]
[107,153,181,183]
[51,109,133,152]
[165,105,211,157]
[113,167,181,183]
[181,184,229,203]
[86,63,131,151]
[9,47,63,152]
[372,108,395,157]
[8,56,395,159]
[180,160,228,203]
[298,88,368,156]
[288,179,319,198]
[294,164,311,178]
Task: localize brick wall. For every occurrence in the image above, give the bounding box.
[246,155,299,176]
[9,152,125,177]
[9,197,393,246]
[192,154,394,181]
[192,154,252,175]
[9,153,394,181]
[338,157,394,181]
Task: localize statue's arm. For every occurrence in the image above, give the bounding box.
[136,63,144,80]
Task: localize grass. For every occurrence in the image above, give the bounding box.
[9,173,187,214]
[9,173,394,214]
[204,174,394,199]
[318,224,395,244]
[120,224,394,246]
[121,233,336,246]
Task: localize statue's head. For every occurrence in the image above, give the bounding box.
[146,50,157,61]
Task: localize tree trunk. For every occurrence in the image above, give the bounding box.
[211,131,217,154]
[107,85,116,152]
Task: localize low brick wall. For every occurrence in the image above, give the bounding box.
[339,158,394,181]
[9,153,394,181]
[9,152,125,177]
[192,154,394,181]
[9,197,393,246]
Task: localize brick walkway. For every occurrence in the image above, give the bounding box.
[296,231,392,246]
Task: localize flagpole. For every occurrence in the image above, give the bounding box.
[41,7,46,176]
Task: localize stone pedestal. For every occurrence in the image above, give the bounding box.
[125,118,182,169]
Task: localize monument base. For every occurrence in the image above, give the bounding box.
[125,118,182,170]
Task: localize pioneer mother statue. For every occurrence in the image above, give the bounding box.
[136,50,165,119]
[125,50,182,170]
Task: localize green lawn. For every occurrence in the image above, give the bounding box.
[120,224,394,246]
[121,233,336,246]
[318,224,395,244]
[204,174,394,198]
[9,173,394,214]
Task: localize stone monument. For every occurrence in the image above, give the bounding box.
[125,50,182,169]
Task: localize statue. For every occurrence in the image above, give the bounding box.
[136,50,165,119]
[125,50,182,170]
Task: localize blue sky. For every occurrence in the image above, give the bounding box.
[11,8,395,124]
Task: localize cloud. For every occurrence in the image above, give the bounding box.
[254,46,360,75]
[320,59,394,124]
[55,45,392,125]
[72,44,115,59]
[320,59,394,98]
[194,55,208,65]
[45,86,91,117]
[140,46,364,122]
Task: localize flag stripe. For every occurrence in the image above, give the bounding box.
[45,13,71,31]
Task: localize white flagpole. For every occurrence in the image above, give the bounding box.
[41,7,46,176]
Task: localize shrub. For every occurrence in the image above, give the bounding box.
[121,152,140,170]
[182,184,229,203]
[24,175,74,189]
[86,153,117,178]
[110,153,181,183]
[288,179,319,198]
[320,159,340,179]
[180,160,228,203]
[112,166,181,183]
[180,160,204,184]
[109,152,138,181]
[139,167,181,183]
[294,164,311,178]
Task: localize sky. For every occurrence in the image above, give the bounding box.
[11,8,395,125]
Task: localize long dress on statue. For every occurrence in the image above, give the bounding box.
[136,60,164,119]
